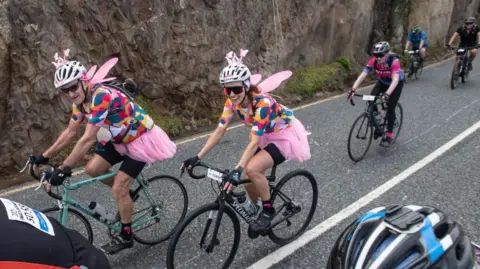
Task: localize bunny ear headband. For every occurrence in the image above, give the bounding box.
[224,48,249,65]
[51,49,118,87]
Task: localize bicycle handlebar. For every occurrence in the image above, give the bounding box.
[181,161,229,182]
[20,157,62,200]
[347,91,383,106]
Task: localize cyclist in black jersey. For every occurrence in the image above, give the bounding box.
[447,17,480,70]
[0,197,111,269]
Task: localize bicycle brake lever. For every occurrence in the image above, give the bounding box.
[19,158,32,173]
[35,173,46,191]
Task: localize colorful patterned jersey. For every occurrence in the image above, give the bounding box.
[218,92,294,136]
[70,86,154,144]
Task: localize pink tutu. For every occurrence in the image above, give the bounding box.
[113,125,177,164]
[259,118,311,162]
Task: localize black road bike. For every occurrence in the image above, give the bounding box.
[166,161,318,269]
[347,92,403,162]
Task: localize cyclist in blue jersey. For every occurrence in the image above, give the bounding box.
[404,25,428,69]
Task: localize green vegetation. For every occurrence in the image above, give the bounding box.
[336,56,352,71]
[135,94,183,137]
[286,57,352,96]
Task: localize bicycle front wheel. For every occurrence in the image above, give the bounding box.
[391,103,404,144]
[131,175,188,245]
[166,203,241,269]
[42,206,93,244]
[451,60,460,89]
[268,169,318,245]
[347,113,373,162]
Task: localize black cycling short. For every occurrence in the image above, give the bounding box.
[254,143,286,166]
[95,141,146,178]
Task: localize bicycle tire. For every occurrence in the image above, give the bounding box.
[391,103,403,144]
[166,203,241,269]
[132,175,189,245]
[415,59,423,79]
[268,169,318,245]
[347,113,373,162]
[42,206,94,244]
[451,60,459,89]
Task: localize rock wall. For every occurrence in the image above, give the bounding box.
[0,0,478,179]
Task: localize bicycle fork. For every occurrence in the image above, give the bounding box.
[200,200,225,253]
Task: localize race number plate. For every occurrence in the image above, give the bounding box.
[362,95,376,101]
[207,168,223,183]
[0,198,55,236]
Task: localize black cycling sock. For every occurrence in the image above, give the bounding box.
[262,200,274,214]
[120,222,132,240]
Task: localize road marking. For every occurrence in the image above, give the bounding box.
[402,124,437,145]
[446,108,463,121]
[246,120,480,269]
[0,55,456,198]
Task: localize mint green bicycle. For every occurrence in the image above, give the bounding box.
[21,156,188,247]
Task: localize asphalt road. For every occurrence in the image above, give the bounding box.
[2,55,480,269]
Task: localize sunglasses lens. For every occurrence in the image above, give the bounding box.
[225,86,244,95]
[61,83,78,93]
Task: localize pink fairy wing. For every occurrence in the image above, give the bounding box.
[257,71,293,93]
[250,74,262,85]
[82,65,97,81]
[89,57,118,85]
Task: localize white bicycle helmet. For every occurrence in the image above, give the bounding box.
[219,63,251,85]
[54,60,87,89]
[327,204,477,269]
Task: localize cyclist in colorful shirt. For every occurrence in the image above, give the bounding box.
[28,50,177,254]
[349,41,405,147]
[447,17,480,70]
[182,49,311,233]
[0,197,111,269]
[404,25,428,68]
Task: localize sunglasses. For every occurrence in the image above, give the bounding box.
[373,53,385,58]
[224,86,244,96]
[466,22,473,25]
[61,82,79,94]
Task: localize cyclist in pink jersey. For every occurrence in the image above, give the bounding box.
[349,41,405,147]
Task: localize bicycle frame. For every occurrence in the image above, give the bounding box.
[25,161,162,233]
[351,93,386,135]
[454,46,475,76]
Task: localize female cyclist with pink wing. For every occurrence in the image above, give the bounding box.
[181,48,311,233]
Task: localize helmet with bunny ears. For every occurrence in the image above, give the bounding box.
[219,49,252,85]
[52,49,87,89]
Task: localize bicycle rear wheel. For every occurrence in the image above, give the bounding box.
[268,169,318,245]
[347,113,373,162]
[166,203,241,269]
[42,206,93,244]
[130,175,188,245]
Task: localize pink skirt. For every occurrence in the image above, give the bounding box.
[259,118,311,162]
[113,125,177,164]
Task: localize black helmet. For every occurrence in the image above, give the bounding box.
[466,17,476,24]
[327,204,477,269]
[372,41,391,56]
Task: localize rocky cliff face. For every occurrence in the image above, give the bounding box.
[0,0,478,180]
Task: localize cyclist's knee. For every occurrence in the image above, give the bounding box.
[85,162,105,177]
[245,164,264,180]
[112,173,131,199]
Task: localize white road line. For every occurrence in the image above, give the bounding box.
[246,120,480,269]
